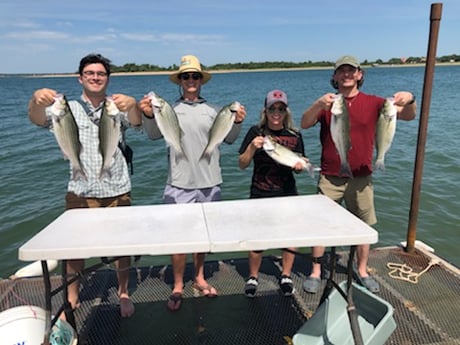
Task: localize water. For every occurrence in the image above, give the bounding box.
[1,66,459,278]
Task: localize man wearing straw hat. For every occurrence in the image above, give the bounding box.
[139,55,246,311]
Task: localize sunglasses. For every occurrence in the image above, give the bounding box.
[179,72,203,81]
[267,106,287,115]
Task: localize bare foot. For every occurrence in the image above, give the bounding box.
[119,294,135,318]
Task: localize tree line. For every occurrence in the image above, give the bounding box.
[110,54,460,73]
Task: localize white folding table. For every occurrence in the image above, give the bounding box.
[19,194,378,345]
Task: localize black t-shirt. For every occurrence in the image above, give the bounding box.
[239,125,305,198]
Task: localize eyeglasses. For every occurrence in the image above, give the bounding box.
[179,72,203,81]
[267,106,287,115]
[82,70,108,78]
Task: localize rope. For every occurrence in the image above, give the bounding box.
[387,258,440,284]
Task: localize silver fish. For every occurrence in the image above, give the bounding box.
[375,97,397,171]
[50,94,87,181]
[99,97,121,180]
[148,91,186,160]
[200,101,240,162]
[263,136,316,178]
[330,94,352,177]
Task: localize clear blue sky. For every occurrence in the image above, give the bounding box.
[0,1,458,74]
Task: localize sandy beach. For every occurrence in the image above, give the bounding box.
[15,61,460,78]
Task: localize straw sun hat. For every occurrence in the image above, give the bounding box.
[169,55,212,85]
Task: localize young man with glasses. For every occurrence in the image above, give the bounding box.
[300,55,417,294]
[238,89,309,298]
[28,53,142,318]
[139,55,246,311]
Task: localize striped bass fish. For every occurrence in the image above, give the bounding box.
[375,97,397,171]
[99,97,121,180]
[200,101,240,162]
[50,94,87,181]
[263,136,316,178]
[330,94,353,177]
[148,91,187,160]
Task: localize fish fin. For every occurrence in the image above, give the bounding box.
[305,163,316,178]
[99,167,112,181]
[375,160,385,171]
[340,163,353,178]
[71,167,87,181]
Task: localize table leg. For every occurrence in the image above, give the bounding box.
[41,260,52,345]
[346,245,364,345]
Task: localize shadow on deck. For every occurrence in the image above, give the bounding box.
[1,246,459,345]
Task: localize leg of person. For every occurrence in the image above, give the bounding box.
[245,251,263,298]
[115,256,135,317]
[192,252,217,297]
[355,244,379,293]
[345,176,379,293]
[67,259,84,309]
[280,248,295,296]
[303,246,324,294]
[167,253,186,311]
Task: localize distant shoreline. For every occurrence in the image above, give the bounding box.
[4,61,460,78]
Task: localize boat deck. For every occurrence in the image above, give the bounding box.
[1,246,459,345]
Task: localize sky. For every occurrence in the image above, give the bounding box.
[0,1,458,74]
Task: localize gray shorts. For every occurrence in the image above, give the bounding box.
[318,174,377,226]
[163,184,221,204]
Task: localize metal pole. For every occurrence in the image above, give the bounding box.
[406,3,443,253]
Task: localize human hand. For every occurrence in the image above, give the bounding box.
[138,94,154,117]
[317,93,336,110]
[235,104,246,123]
[393,91,415,106]
[251,136,264,150]
[111,94,136,112]
[31,88,57,107]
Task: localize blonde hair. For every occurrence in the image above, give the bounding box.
[258,106,297,133]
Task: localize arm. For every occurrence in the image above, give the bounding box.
[239,135,264,169]
[393,91,417,121]
[28,88,57,126]
[301,93,335,129]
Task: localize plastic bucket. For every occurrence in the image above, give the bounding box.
[0,305,77,345]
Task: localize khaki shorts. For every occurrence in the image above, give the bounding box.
[65,192,131,210]
[318,174,376,226]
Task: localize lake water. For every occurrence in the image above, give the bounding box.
[0,65,459,278]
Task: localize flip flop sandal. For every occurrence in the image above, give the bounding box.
[303,276,321,294]
[192,283,218,298]
[166,292,183,311]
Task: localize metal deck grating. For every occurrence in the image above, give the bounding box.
[1,247,459,344]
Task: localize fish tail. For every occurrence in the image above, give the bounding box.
[199,149,212,163]
[305,163,316,178]
[72,166,87,181]
[99,166,112,180]
[375,159,385,171]
[340,163,353,178]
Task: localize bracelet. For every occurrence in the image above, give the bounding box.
[408,96,416,105]
[142,112,154,119]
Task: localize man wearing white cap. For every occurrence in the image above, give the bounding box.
[139,55,246,311]
[300,55,417,294]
